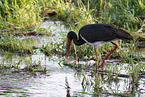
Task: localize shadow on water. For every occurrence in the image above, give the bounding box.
[0,21,145,97]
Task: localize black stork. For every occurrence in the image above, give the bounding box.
[65,24,133,70]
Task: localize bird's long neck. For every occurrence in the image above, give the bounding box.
[69,31,85,46]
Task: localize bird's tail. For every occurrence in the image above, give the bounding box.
[116,29,134,40]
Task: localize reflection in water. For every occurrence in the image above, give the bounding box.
[65,77,71,97]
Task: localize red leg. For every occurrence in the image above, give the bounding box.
[94,47,98,71]
[101,41,118,69]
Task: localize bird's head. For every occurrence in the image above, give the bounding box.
[65,31,74,60]
[67,31,75,40]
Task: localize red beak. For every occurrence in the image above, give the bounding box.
[65,37,72,60]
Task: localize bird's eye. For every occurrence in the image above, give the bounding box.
[67,35,70,38]
[67,34,72,39]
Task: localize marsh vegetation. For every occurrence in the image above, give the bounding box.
[0,0,145,96]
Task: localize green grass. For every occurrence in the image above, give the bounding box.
[1,0,144,31]
[0,0,42,31]
[0,33,39,54]
[39,0,144,28]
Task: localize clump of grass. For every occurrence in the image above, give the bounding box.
[39,0,95,25]
[9,57,47,74]
[0,33,39,54]
[40,40,66,56]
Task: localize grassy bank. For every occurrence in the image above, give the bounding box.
[1,0,144,31]
[41,0,144,28]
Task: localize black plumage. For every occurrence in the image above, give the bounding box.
[66,24,133,69]
[67,24,133,46]
[79,24,133,43]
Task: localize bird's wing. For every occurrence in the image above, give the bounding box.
[79,24,117,43]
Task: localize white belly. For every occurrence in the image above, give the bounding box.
[80,34,105,47]
[89,41,105,47]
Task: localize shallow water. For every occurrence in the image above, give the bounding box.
[0,21,145,97]
[0,50,93,97]
[0,21,87,97]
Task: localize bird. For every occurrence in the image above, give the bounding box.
[65,24,133,70]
